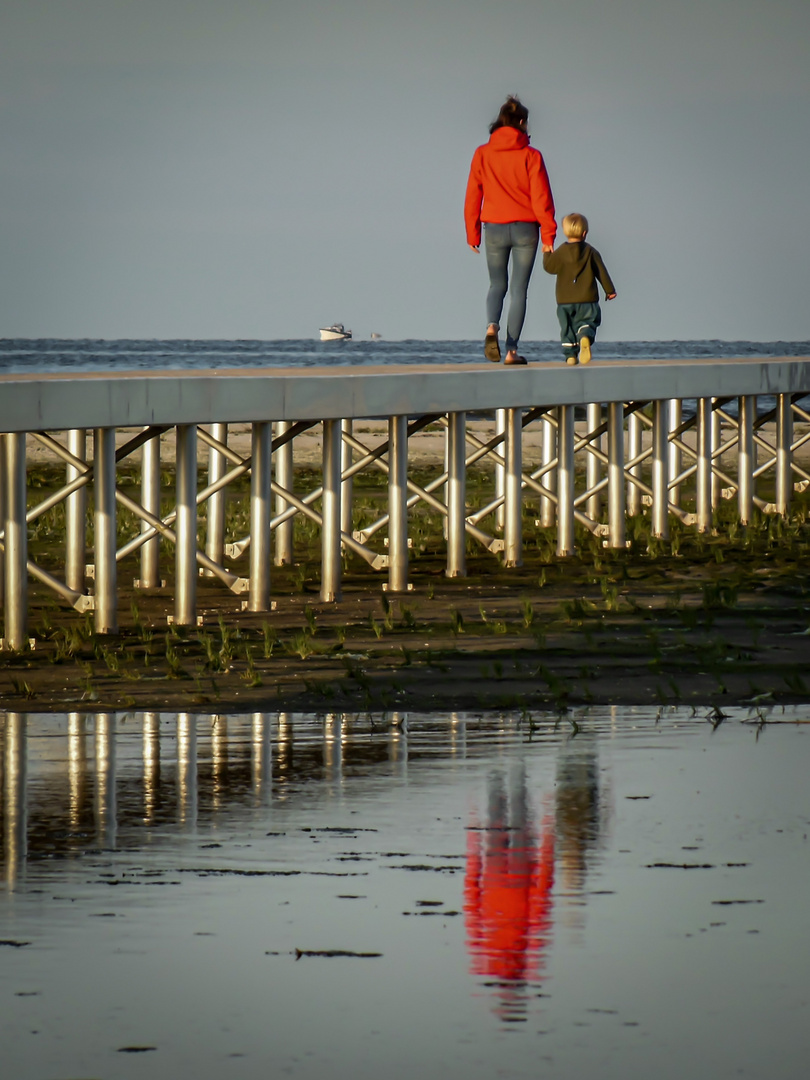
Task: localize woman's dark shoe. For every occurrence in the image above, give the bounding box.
[484,332,501,363]
[505,354,528,365]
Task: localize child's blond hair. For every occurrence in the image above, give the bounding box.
[563,213,589,239]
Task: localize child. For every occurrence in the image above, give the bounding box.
[542,213,616,365]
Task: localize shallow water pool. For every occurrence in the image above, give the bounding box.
[1,706,809,1079]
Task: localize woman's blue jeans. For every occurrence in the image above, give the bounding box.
[484,221,539,350]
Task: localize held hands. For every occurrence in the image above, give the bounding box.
[542,244,554,253]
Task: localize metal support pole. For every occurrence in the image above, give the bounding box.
[65,429,86,592]
[711,400,722,508]
[175,424,197,626]
[503,407,523,567]
[540,414,556,528]
[0,435,7,606]
[249,422,272,612]
[557,405,575,556]
[140,431,161,588]
[341,419,353,537]
[204,423,227,575]
[3,433,28,649]
[586,402,602,521]
[738,395,755,525]
[668,399,682,508]
[495,407,506,530]
[776,392,793,517]
[696,398,713,533]
[94,427,117,634]
[321,419,342,602]
[627,411,642,516]
[446,411,466,578]
[607,401,626,548]
[651,399,669,539]
[388,414,409,593]
[274,421,294,566]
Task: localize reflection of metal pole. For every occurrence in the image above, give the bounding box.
[449,713,467,760]
[252,713,271,805]
[388,715,408,779]
[274,422,294,566]
[143,712,160,826]
[276,713,292,795]
[94,713,116,850]
[212,715,228,811]
[3,713,27,883]
[68,712,89,831]
[323,713,343,788]
[177,713,198,830]
[65,429,86,592]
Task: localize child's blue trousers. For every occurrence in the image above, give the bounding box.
[557,302,602,360]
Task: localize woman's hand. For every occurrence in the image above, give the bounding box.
[469,245,480,253]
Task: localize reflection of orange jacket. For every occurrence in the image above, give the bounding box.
[464,127,557,249]
[464,816,555,983]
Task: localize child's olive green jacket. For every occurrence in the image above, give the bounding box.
[542,242,615,304]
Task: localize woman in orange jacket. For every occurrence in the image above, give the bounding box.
[465,96,557,365]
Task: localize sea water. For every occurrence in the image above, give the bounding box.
[1,337,809,374]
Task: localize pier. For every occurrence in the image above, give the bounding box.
[2,356,810,651]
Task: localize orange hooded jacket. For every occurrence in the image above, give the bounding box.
[464,126,557,249]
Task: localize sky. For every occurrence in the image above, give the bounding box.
[1,0,809,342]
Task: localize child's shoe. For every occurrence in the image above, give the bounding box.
[566,355,578,366]
[579,338,592,364]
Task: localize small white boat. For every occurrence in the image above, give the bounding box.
[370,332,382,341]
[319,323,352,341]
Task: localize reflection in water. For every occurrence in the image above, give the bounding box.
[3,713,27,883]
[94,714,116,850]
[68,713,89,831]
[555,737,605,933]
[143,712,161,825]
[251,712,271,805]
[177,713,198,830]
[211,714,228,811]
[464,765,555,1021]
[464,737,608,1019]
